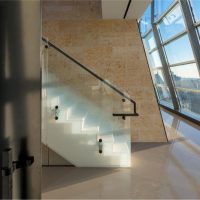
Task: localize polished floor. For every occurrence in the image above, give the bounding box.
[42,108,200,199]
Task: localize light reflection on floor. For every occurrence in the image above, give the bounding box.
[42,108,200,199]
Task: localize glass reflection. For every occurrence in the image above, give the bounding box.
[158,5,186,42]
[160,109,174,127]
[178,121,200,147]
[164,35,195,65]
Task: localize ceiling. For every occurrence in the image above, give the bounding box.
[42,0,151,21]
[102,0,152,19]
[42,0,102,21]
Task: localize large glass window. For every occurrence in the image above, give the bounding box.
[176,88,200,115]
[171,64,200,115]
[189,0,200,54]
[155,84,172,104]
[164,35,195,65]
[143,30,173,105]
[153,70,173,104]
[171,64,200,89]
[139,0,200,121]
[149,50,162,68]
[140,4,151,36]
[143,32,156,50]
[154,69,166,84]
[188,0,200,23]
[154,0,174,20]
[157,5,186,42]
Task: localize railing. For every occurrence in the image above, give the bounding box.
[42,37,139,118]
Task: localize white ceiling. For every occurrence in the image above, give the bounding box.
[102,0,152,19]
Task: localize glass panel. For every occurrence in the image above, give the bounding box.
[153,69,173,104]
[158,5,186,42]
[171,63,200,116]
[140,4,152,36]
[42,43,132,167]
[144,31,156,50]
[164,34,195,65]
[154,0,174,20]
[42,45,48,149]
[189,0,200,23]
[148,50,162,68]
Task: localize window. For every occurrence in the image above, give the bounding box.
[143,31,156,50]
[155,84,172,104]
[139,0,200,121]
[171,64,200,115]
[148,50,162,68]
[157,5,186,42]
[142,31,173,105]
[154,69,166,84]
[171,64,199,89]
[153,70,173,104]
[164,35,195,65]
[140,4,151,36]
[188,0,200,23]
[154,0,174,20]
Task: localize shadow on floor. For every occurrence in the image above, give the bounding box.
[42,166,121,193]
[42,142,170,193]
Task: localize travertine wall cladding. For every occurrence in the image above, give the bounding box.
[43,19,167,142]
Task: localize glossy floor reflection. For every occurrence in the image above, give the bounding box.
[42,108,200,199]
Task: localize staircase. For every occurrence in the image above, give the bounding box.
[42,38,138,167]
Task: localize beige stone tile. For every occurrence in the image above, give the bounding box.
[43,16,166,142]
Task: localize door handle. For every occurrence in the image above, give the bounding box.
[1,148,34,199]
[1,149,34,176]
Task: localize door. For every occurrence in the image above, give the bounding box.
[0,0,41,199]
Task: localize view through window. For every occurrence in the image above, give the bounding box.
[139,0,200,121]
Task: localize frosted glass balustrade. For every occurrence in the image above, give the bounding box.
[42,43,134,167]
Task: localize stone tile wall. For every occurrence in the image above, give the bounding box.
[43,19,167,142]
